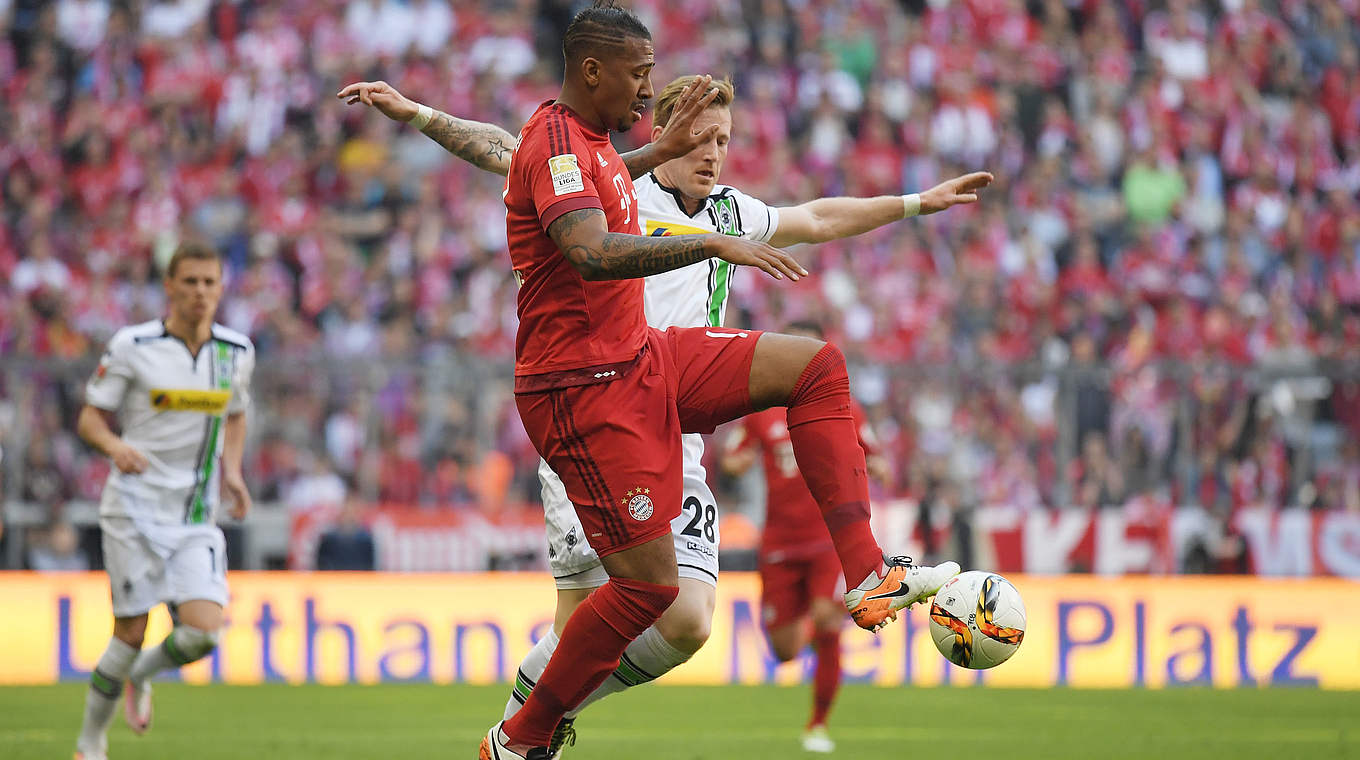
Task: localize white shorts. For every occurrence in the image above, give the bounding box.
[540,433,720,589]
[101,515,229,618]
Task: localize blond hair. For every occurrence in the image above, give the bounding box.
[653,75,735,128]
[165,241,222,278]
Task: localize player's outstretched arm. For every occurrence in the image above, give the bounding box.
[337,75,722,181]
[76,404,148,474]
[548,208,807,282]
[221,412,252,520]
[338,81,517,176]
[767,171,994,248]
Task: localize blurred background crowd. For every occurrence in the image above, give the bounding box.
[2,0,1359,572]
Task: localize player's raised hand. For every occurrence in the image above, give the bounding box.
[110,441,149,475]
[710,235,808,282]
[337,80,419,123]
[650,74,722,162]
[222,471,252,520]
[918,171,995,215]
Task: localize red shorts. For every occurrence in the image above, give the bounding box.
[759,549,844,629]
[517,326,762,557]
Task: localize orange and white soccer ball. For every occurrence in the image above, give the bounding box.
[928,571,1026,669]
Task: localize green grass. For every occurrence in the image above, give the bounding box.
[3,684,1358,759]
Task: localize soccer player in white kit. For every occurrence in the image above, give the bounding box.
[339,73,988,753]
[73,244,255,760]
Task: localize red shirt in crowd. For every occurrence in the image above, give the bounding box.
[729,402,877,562]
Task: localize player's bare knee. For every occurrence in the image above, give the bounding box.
[113,614,149,648]
[771,639,802,663]
[656,608,711,654]
[600,534,680,587]
[553,587,594,634]
[748,332,832,408]
[766,625,805,662]
[812,606,844,634]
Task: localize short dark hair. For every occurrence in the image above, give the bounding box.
[165,242,222,278]
[562,1,651,64]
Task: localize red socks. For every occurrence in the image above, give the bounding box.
[785,343,884,585]
[810,629,842,727]
[501,577,678,748]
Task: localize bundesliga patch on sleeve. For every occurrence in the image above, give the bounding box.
[548,154,584,196]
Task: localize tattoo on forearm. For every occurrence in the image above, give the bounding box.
[422,112,516,175]
[590,233,709,278]
[486,138,511,164]
[621,145,659,181]
[549,209,710,280]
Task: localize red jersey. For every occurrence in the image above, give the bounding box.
[504,100,646,390]
[730,402,877,561]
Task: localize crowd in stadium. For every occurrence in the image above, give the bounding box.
[2,0,1360,565]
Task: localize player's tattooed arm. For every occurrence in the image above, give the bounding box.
[549,209,707,280]
[337,80,516,175]
[619,144,669,181]
[548,209,807,282]
[421,112,516,176]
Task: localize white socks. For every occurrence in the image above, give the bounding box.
[76,637,138,756]
[503,625,692,721]
[130,626,219,685]
[504,627,558,720]
[567,625,691,717]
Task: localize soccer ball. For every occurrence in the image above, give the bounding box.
[928,571,1026,669]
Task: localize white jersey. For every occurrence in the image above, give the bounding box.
[85,319,255,525]
[635,172,781,330]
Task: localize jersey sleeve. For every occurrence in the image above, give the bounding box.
[228,341,255,414]
[519,123,604,231]
[85,331,134,411]
[730,187,780,243]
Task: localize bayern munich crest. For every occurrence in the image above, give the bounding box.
[623,487,654,521]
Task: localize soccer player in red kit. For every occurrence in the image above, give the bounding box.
[722,321,889,753]
[459,4,959,757]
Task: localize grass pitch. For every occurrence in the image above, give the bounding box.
[2,683,1357,759]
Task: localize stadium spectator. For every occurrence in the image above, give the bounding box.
[315,498,376,571]
[1,0,1360,561]
[26,519,89,572]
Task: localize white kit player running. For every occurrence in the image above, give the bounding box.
[339,73,988,753]
[73,244,255,760]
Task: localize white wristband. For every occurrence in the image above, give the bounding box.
[410,104,435,130]
[902,193,921,219]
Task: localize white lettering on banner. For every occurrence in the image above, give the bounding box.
[1235,508,1313,576]
[971,505,1023,571]
[1316,512,1360,578]
[286,501,1360,576]
[866,499,952,560]
[1170,507,1217,568]
[1023,510,1091,574]
[1096,511,1151,576]
[290,505,548,572]
[869,498,919,557]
